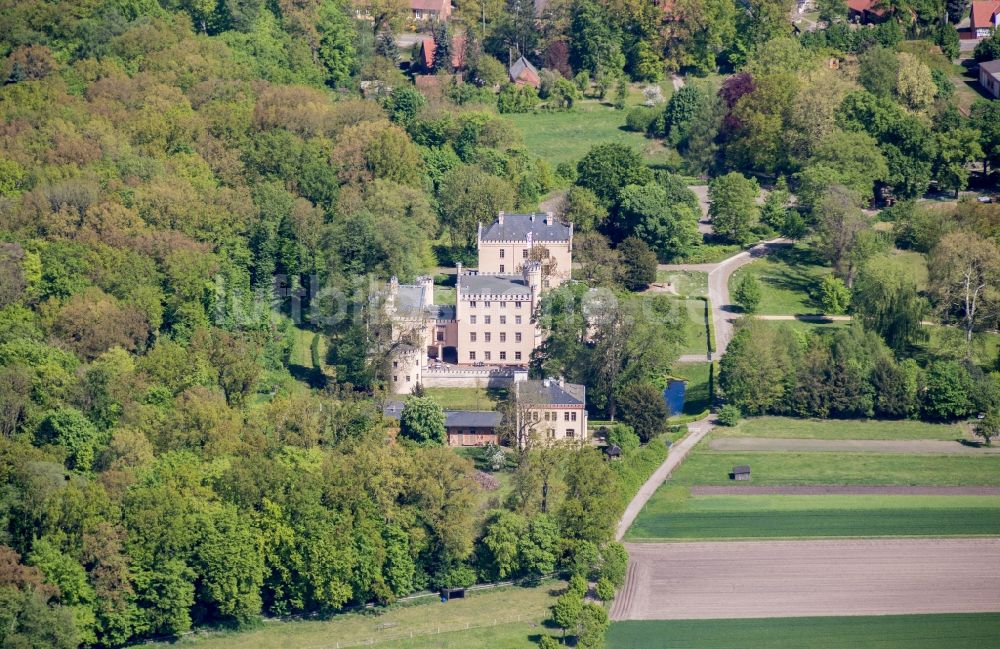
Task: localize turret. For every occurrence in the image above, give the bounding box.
[389,346,422,395]
[416,275,434,307]
[523,260,542,306]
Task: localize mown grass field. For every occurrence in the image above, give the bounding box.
[675,298,711,356]
[655,270,709,297]
[606,614,1000,649]
[423,387,499,411]
[716,417,967,441]
[508,91,670,168]
[626,491,1000,539]
[144,582,563,649]
[728,245,830,315]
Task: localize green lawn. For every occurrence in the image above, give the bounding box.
[676,298,711,356]
[508,96,668,168]
[675,243,743,264]
[716,417,968,441]
[655,270,709,297]
[144,582,563,649]
[665,449,1000,487]
[671,362,714,416]
[884,248,928,292]
[627,492,1000,539]
[728,245,830,315]
[607,614,1000,649]
[424,387,499,411]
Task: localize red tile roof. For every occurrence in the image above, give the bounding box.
[847,0,886,16]
[419,35,466,70]
[971,0,1000,29]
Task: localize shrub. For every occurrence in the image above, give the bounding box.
[625,106,659,133]
[606,423,640,453]
[733,274,762,313]
[595,576,615,601]
[568,573,588,596]
[717,403,741,426]
[538,635,561,649]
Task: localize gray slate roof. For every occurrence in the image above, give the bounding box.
[383,400,405,419]
[518,379,585,406]
[480,213,571,242]
[459,274,532,297]
[508,56,538,81]
[445,411,501,428]
[733,464,751,474]
[981,59,1000,77]
[395,284,456,320]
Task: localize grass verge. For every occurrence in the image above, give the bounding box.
[716,417,968,441]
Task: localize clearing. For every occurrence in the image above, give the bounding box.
[143,582,562,649]
[727,244,830,315]
[423,387,499,411]
[610,538,1000,620]
[606,613,1000,648]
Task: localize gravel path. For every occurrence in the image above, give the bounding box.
[691,485,1000,495]
[709,437,1000,454]
[615,416,717,541]
[610,538,1000,620]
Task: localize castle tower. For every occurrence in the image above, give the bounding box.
[523,260,542,308]
[416,275,434,307]
[389,345,422,395]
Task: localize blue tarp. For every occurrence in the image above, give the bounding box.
[663,379,686,416]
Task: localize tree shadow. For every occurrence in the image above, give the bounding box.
[288,363,326,389]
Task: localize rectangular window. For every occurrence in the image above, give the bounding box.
[571,412,577,421]
[515,316,522,325]
[500,315,507,325]
[485,332,491,342]
[522,249,528,258]
[500,265,505,273]
[470,315,477,324]
[516,302,522,308]
[547,428,555,439]
[544,412,550,421]
[499,351,507,360]
[393,375,398,382]
[470,332,477,342]
[533,411,540,421]
[499,332,506,342]
[470,301,476,308]
[484,301,491,308]
[500,301,507,308]
[566,428,575,438]
[500,249,505,258]
[469,351,476,360]
[484,315,491,324]
[484,351,491,360]
[405,375,410,382]
[436,331,444,341]
[515,351,522,360]
[393,361,398,368]
[564,412,570,422]
[515,332,522,342]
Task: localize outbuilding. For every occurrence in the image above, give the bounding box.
[603,444,622,461]
[732,464,751,481]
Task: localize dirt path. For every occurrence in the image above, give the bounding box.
[610,538,1000,620]
[615,415,717,541]
[708,437,1000,454]
[691,485,1000,495]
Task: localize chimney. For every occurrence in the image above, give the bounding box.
[558,377,565,388]
[498,211,504,225]
[456,262,462,276]
[542,378,550,387]
[544,211,552,225]
[389,276,399,297]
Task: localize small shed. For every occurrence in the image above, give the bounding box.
[439,587,466,602]
[603,444,622,461]
[732,464,751,481]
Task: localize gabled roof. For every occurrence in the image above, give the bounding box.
[847,0,886,15]
[479,213,572,242]
[972,0,1000,27]
[459,274,532,297]
[445,411,501,428]
[981,59,1000,78]
[509,56,540,87]
[411,0,449,11]
[733,464,751,474]
[419,35,466,70]
[517,379,586,407]
[383,400,406,419]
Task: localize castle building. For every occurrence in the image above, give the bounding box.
[477,212,573,288]
[386,212,574,396]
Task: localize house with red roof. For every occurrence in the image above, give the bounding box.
[411,0,451,21]
[847,0,887,23]
[971,1,1000,37]
[417,35,466,71]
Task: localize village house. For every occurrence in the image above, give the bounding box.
[846,0,887,23]
[508,56,541,89]
[980,59,1000,98]
[972,0,1000,37]
[516,378,588,443]
[417,34,466,72]
[353,0,451,23]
